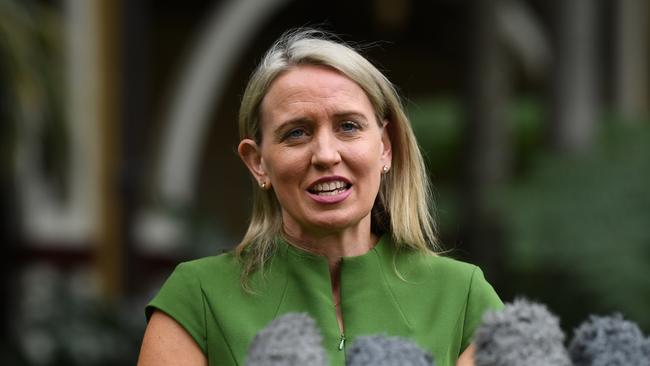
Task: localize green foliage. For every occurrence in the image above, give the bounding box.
[408,96,650,332]
[503,121,650,332]
[407,96,544,178]
[407,97,464,176]
[407,96,545,240]
[0,0,69,200]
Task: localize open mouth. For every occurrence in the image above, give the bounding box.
[307,180,352,196]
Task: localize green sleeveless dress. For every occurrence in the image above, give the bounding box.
[146,235,503,365]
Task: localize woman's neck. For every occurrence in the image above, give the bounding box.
[282,226,378,263]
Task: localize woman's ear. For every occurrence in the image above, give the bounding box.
[380,120,392,165]
[238,139,268,186]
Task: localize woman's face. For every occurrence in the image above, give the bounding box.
[239,65,392,238]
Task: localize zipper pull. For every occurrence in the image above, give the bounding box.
[338,334,346,351]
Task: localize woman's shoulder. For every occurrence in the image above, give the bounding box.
[386,244,503,338]
[169,250,242,285]
[429,254,480,275]
[392,246,483,286]
[181,250,238,266]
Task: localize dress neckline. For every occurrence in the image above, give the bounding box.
[279,234,389,262]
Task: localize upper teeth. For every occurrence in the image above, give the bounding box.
[311,180,346,192]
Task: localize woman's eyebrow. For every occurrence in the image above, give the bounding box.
[272,118,311,139]
[332,111,370,125]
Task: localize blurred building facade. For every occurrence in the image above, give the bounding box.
[1,0,648,364]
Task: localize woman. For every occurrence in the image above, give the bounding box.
[138,29,502,366]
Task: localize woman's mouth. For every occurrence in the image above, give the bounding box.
[308,180,351,196]
[307,178,353,204]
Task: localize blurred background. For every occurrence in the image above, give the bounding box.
[1,0,649,364]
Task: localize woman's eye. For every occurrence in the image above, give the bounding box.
[340,121,360,132]
[284,128,306,140]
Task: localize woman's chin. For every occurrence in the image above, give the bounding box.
[281,204,374,238]
[303,213,372,236]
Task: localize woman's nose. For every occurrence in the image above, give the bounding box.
[310,132,341,169]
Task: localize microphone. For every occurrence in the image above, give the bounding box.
[568,313,650,366]
[473,298,572,366]
[346,334,435,366]
[245,313,328,366]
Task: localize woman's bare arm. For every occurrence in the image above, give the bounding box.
[456,343,475,366]
[137,310,207,366]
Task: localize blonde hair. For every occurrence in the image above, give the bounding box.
[236,29,439,283]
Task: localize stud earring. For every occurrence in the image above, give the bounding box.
[260,182,266,189]
[382,165,389,174]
